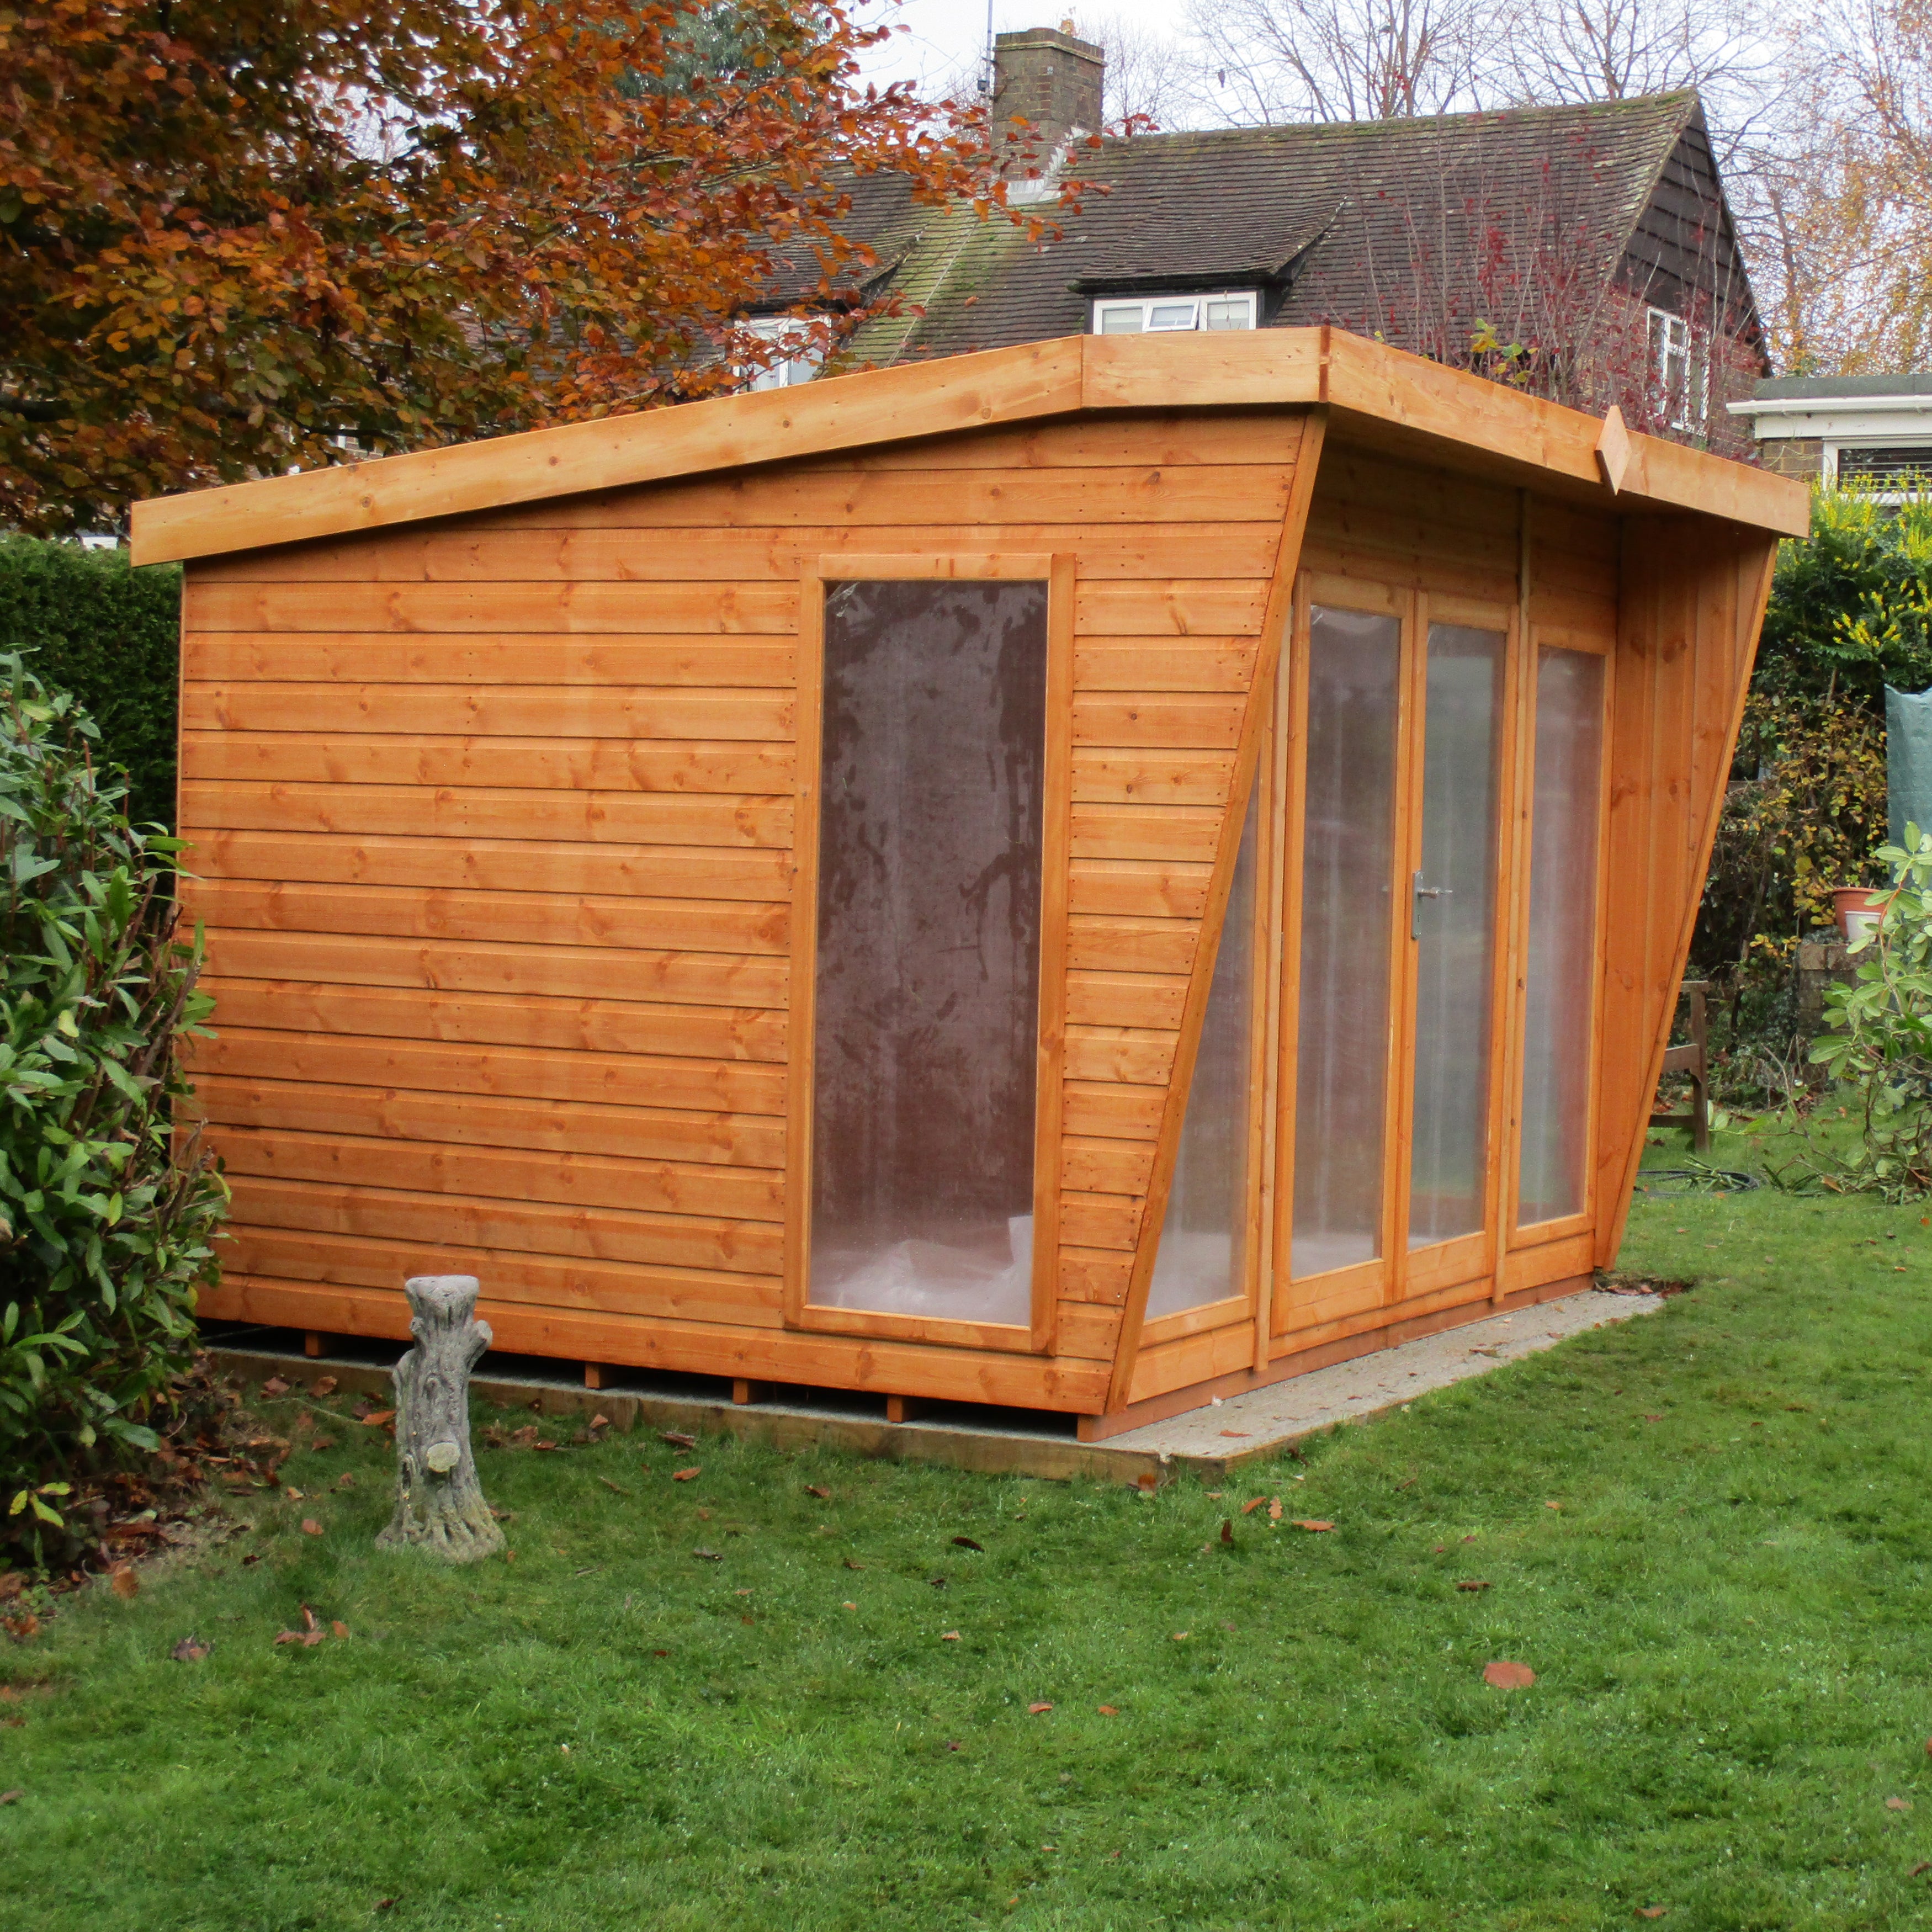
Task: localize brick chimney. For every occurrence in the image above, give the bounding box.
[992,24,1103,188]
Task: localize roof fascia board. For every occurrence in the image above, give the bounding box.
[130,327,1809,565]
[1728,395,1932,437]
[1319,330,1809,537]
[130,338,1087,567]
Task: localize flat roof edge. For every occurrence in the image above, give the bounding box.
[129,330,1809,564]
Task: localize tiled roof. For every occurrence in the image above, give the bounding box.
[815,91,1745,367]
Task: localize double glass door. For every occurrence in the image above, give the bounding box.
[1274,571,1610,1324]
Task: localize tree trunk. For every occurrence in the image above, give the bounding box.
[376,1275,505,1563]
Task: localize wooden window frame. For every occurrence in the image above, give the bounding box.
[783,551,1074,1355]
[1502,622,1616,1253]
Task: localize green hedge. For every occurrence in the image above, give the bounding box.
[0,539,181,832]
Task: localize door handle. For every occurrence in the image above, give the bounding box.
[1411,869,1452,938]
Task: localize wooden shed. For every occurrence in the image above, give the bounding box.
[129,328,1807,1438]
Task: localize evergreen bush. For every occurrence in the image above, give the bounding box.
[1,655,225,1566]
[0,538,181,833]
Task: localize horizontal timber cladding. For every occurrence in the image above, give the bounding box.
[181,406,1313,1405]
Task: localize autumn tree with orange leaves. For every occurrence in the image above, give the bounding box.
[0,1,1020,536]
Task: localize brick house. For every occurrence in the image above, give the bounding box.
[755,28,1769,453]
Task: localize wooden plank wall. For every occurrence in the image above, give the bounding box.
[1121,442,1626,1408]
[1595,517,1777,1259]
[178,408,1312,1412]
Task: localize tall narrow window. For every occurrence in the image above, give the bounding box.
[1147,786,1260,1319]
[808,581,1049,1325]
[1517,646,1606,1226]
[1292,606,1403,1280]
[1409,623,1505,1249]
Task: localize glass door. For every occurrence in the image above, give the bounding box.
[1276,582,1515,1317]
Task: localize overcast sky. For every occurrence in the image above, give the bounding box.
[853,0,1181,98]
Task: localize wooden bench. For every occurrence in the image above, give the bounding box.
[1649,979,1710,1154]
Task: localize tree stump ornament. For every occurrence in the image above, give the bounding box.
[377,1275,505,1562]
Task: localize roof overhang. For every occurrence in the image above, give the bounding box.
[130,328,1811,566]
[1726,392,1932,443]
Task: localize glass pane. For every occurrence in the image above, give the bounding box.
[1292,607,1402,1280]
[809,581,1048,1323]
[1409,624,1505,1248]
[1147,785,1260,1319]
[1098,305,1143,334]
[1148,301,1198,330]
[1518,647,1605,1225]
[1204,297,1252,330]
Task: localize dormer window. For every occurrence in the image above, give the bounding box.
[1092,291,1259,335]
[741,317,825,392]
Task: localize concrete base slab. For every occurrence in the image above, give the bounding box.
[206,1285,1662,1485]
[1098,1287,1665,1464]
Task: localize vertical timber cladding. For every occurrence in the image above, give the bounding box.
[1117,448,1628,1410]
[174,406,1316,1409]
[1595,516,1779,1263]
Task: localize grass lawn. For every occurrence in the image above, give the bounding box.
[7,1130,1932,1930]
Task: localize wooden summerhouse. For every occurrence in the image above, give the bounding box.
[130,330,1806,1437]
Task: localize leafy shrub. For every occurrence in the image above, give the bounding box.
[0,537,181,832]
[1691,485,1932,1075]
[1,655,225,1564]
[1793,828,1932,1198]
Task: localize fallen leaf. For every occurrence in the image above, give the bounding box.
[672,1467,700,1482]
[262,1377,289,1397]
[1170,1631,1189,1642]
[1292,1519,1334,1532]
[0,1790,18,1805]
[301,1519,323,1537]
[274,1628,326,1648]
[300,1605,320,1632]
[692,1548,722,1562]
[952,1536,984,1552]
[0,1574,20,1602]
[1483,1660,1536,1689]
[170,1636,209,1662]
[360,1410,396,1429]
[1028,1702,1054,1715]
[1637,1909,1668,1920]
[1097,1705,1119,1716]
[1644,1414,1664,1421]
[1219,1519,1235,1546]
[805,1485,831,1499]
[1910,1860,1931,1877]
[310,1376,338,1398]
[947,1740,962,1751]
[1888,1796,1913,1812]
[1457,1580,1492,1593]
[5,1613,41,1641]
[1544,1500,1562,1511]
[660,1430,697,1448]
[1268,1498,1283,1521]
[841,1600,857,1611]
[109,1565,139,1601]
[1241,1498,1265,1516]
[590,1414,611,1430]
[1134,1472,1160,1493]
[598,1477,630,1496]
[375,1901,396,1913]
[941,1630,960,1641]
[1218,1430,1250,1438]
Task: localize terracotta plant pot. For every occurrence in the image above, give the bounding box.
[1833,886,1890,952]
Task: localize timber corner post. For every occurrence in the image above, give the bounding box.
[377,1274,505,1564]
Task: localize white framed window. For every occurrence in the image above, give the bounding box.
[1648,308,1707,432]
[741,317,825,392]
[1827,443,1932,501]
[1092,291,1259,336]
